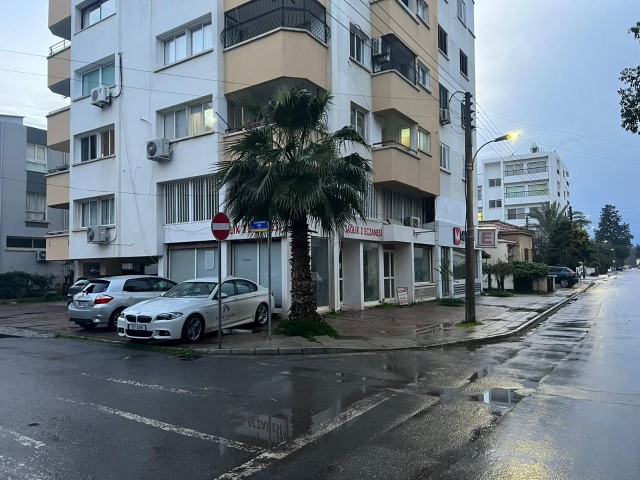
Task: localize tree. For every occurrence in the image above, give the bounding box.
[635,243,640,259]
[619,22,640,134]
[595,204,633,267]
[215,86,372,321]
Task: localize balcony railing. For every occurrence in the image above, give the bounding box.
[372,34,417,85]
[504,166,548,176]
[505,190,549,198]
[221,0,329,48]
[225,120,265,134]
[49,39,71,56]
[373,140,418,157]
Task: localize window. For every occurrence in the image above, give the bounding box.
[163,100,214,140]
[235,280,257,295]
[163,21,212,66]
[527,161,547,174]
[417,61,431,90]
[164,176,218,225]
[26,144,47,172]
[26,193,46,221]
[505,186,525,198]
[81,0,115,29]
[363,182,377,219]
[414,245,432,282]
[81,63,115,96]
[477,187,483,201]
[452,251,465,280]
[528,183,548,196]
[460,50,468,77]
[457,0,466,25]
[489,199,502,208]
[489,178,501,187]
[418,129,431,154]
[79,127,115,162]
[438,25,448,56]
[440,143,450,170]
[416,0,429,24]
[400,127,412,148]
[123,278,153,293]
[507,208,526,220]
[350,105,367,139]
[6,236,46,249]
[439,83,449,110]
[504,162,525,176]
[380,187,427,223]
[350,24,369,66]
[79,197,114,227]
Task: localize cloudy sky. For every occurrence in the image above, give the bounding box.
[1,1,640,238]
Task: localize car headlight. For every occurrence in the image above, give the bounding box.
[155,312,183,321]
[118,312,126,319]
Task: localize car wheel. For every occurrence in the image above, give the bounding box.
[108,308,124,330]
[182,315,204,343]
[80,322,96,330]
[254,303,269,327]
[560,278,569,288]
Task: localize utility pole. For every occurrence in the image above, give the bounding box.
[464,91,476,324]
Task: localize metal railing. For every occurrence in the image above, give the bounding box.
[221,0,329,48]
[372,34,417,85]
[372,140,418,157]
[49,39,71,56]
[505,189,549,198]
[504,166,548,176]
[224,120,265,134]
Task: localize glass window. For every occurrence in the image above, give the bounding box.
[457,0,466,24]
[82,69,100,96]
[439,83,449,110]
[220,282,236,298]
[417,0,429,23]
[164,101,212,140]
[418,129,431,154]
[489,199,502,208]
[460,50,469,77]
[81,0,115,29]
[26,193,46,221]
[400,127,411,148]
[489,178,501,187]
[349,24,368,65]
[438,25,448,56]
[311,238,330,308]
[123,278,153,292]
[79,128,114,162]
[149,278,176,292]
[417,61,431,90]
[163,21,212,66]
[505,186,525,198]
[234,280,257,295]
[452,251,465,280]
[440,143,450,170]
[363,243,379,302]
[351,105,367,139]
[26,144,47,172]
[414,246,432,282]
[80,198,114,227]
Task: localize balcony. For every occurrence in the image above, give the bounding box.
[46,168,70,209]
[372,141,439,195]
[222,0,329,95]
[47,40,71,97]
[46,106,70,152]
[46,232,69,261]
[49,0,71,40]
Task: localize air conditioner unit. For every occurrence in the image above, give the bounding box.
[35,250,47,262]
[87,225,108,244]
[146,139,171,161]
[403,216,421,228]
[371,37,389,62]
[91,85,111,107]
[439,108,451,125]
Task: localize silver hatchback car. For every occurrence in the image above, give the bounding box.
[68,275,176,330]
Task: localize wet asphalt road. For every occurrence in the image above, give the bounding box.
[0,273,637,479]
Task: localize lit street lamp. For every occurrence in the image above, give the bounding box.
[465,132,520,324]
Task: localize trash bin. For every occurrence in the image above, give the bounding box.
[547,275,556,292]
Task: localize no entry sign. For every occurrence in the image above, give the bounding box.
[211,212,230,241]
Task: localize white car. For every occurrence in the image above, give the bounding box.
[117,277,271,343]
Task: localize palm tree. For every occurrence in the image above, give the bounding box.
[214,86,372,321]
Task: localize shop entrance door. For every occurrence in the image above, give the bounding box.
[383,250,395,299]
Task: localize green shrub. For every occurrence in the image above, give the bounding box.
[275,317,338,340]
[437,298,465,307]
[512,261,548,292]
[484,290,514,297]
[0,271,56,299]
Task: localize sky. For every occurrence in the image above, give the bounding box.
[1,1,640,238]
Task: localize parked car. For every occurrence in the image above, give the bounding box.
[117,277,272,343]
[68,275,177,330]
[548,266,578,288]
[66,277,89,305]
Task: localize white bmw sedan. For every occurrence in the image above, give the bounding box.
[117,277,271,343]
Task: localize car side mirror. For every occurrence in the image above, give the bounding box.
[215,293,229,300]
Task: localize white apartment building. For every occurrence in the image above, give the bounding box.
[45,0,477,313]
[477,144,571,228]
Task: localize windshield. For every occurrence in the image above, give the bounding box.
[82,280,110,294]
[163,281,217,298]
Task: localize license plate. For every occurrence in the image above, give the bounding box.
[77,301,88,307]
[128,324,146,331]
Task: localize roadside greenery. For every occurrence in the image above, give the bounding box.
[437,298,465,307]
[0,271,56,299]
[275,316,338,340]
[512,261,548,292]
[619,22,640,134]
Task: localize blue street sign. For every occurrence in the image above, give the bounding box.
[249,220,269,232]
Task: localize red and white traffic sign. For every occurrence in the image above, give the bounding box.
[211,212,230,241]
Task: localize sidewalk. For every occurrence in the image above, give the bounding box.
[0,277,607,355]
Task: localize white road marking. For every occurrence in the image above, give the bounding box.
[59,398,263,454]
[0,426,46,449]
[217,391,397,479]
[80,373,202,396]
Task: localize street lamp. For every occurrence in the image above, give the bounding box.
[465,131,520,324]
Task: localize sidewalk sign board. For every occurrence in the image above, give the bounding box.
[397,287,409,306]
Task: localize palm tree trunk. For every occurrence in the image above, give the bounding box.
[289,214,321,321]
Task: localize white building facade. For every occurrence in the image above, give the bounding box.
[477,145,571,228]
[45,0,478,313]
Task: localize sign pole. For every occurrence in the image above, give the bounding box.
[211,212,231,350]
[218,241,222,349]
[267,218,272,341]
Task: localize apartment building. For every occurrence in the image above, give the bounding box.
[0,115,67,281]
[45,0,477,312]
[477,144,571,228]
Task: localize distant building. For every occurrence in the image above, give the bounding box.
[478,220,533,265]
[0,115,67,283]
[477,144,571,227]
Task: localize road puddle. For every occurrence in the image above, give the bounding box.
[476,388,522,414]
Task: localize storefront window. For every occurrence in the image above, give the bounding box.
[414,245,432,282]
[452,250,466,280]
[311,238,330,308]
[259,241,283,308]
[363,242,379,302]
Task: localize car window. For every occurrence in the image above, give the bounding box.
[164,281,216,298]
[220,282,236,298]
[123,278,154,292]
[235,280,257,295]
[149,278,176,292]
[83,280,110,294]
[72,279,89,288]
